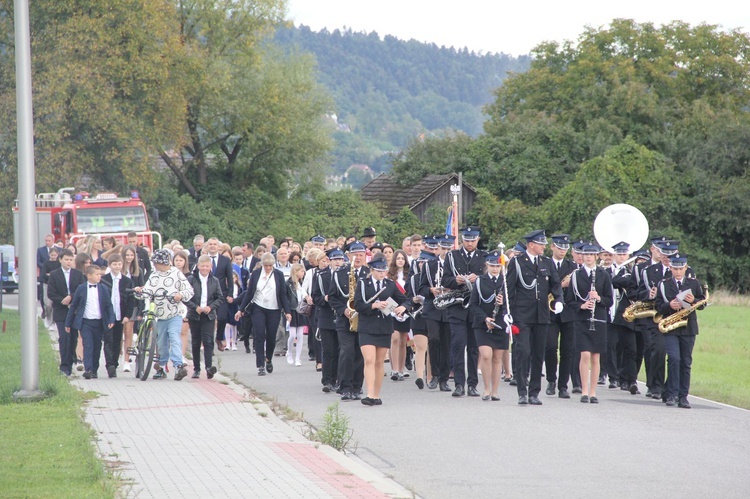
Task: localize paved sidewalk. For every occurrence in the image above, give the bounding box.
[44,326,412,498]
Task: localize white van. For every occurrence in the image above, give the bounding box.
[0,245,18,293]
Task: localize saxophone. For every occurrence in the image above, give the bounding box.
[658,286,709,333]
[622,301,657,322]
[347,264,359,332]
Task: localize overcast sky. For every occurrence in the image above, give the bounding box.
[287,1,750,56]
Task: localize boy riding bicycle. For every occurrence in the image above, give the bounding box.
[135,249,194,380]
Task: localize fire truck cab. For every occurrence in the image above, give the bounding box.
[13,187,162,252]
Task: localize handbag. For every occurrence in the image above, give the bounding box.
[296,297,312,316]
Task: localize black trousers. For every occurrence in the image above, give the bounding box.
[619,329,638,385]
[513,323,548,398]
[319,327,339,386]
[448,316,479,388]
[636,319,652,385]
[56,321,78,375]
[646,324,666,393]
[216,319,227,343]
[426,318,452,383]
[606,323,626,383]
[545,319,575,390]
[103,320,124,369]
[251,306,281,368]
[80,318,104,374]
[189,315,215,371]
[665,335,695,400]
[336,318,364,393]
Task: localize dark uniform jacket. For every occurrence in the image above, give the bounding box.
[47,268,86,323]
[354,277,409,336]
[469,273,505,330]
[312,268,336,330]
[506,253,563,325]
[441,248,488,321]
[609,264,634,329]
[327,265,370,328]
[549,258,577,324]
[185,273,225,321]
[564,266,614,322]
[655,277,705,336]
[65,282,116,331]
[418,257,450,322]
[404,270,427,331]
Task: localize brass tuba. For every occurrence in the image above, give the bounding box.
[658,286,709,333]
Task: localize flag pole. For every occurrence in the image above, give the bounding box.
[450,184,460,249]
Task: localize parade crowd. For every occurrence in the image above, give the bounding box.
[37,225,705,409]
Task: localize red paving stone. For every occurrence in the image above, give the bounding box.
[268,442,389,498]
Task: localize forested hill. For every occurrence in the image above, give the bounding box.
[274,25,531,178]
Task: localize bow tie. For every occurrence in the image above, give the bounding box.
[88,284,97,288]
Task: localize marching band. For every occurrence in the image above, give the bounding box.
[297,205,707,408]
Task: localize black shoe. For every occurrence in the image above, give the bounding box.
[678,398,691,409]
[629,383,639,395]
[390,371,399,381]
[580,395,589,403]
[351,392,361,401]
[558,389,570,399]
[153,369,167,380]
[482,394,491,401]
[405,359,414,371]
[504,377,512,383]
[207,366,217,379]
[646,389,653,397]
[518,395,528,405]
[107,366,117,378]
[467,386,479,397]
[651,391,661,400]
[265,360,273,374]
[491,396,500,401]
[427,378,438,390]
[415,378,424,390]
[545,382,555,396]
[245,346,251,353]
[83,371,93,379]
[91,372,98,378]
[174,364,188,381]
[620,382,629,391]
[322,384,332,393]
[590,396,599,404]
[361,397,374,406]
[258,367,266,376]
[333,384,341,393]
[309,354,315,361]
[571,386,582,394]
[192,371,200,379]
[597,375,606,385]
[452,385,465,397]
[439,382,451,392]
[509,377,518,386]
[608,381,618,389]
[529,396,543,405]
[341,392,353,401]
[666,397,677,407]
[373,398,382,406]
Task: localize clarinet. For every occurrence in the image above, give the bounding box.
[589,266,597,331]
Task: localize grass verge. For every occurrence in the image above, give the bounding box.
[0,310,117,497]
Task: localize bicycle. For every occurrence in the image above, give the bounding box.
[127,288,174,381]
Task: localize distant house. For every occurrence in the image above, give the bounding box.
[359,173,477,224]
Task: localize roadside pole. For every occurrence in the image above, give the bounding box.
[13,0,43,401]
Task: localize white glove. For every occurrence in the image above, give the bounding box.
[554,302,564,314]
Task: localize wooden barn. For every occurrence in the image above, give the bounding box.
[359,173,477,224]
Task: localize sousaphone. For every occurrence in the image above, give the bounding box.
[593,203,649,253]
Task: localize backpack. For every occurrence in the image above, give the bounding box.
[286,279,299,310]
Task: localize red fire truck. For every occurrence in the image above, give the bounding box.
[13,187,162,252]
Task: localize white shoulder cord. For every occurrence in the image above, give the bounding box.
[333,269,346,297]
[513,257,538,290]
[571,269,587,302]
[475,277,495,304]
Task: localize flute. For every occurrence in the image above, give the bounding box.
[589,266,597,331]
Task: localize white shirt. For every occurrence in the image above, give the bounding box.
[84,284,102,320]
[110,273,122,321]
[253,269,278,310]
[63,269,71,293]
[526,251,537,265]
[199,273,209,308]
[275,261,292,278]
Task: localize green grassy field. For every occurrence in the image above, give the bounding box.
[689,305,750,409]
[0,311,116,498]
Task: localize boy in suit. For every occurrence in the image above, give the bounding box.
[47,249,85,376]
[65,265,115,379]
[101,254,134,378]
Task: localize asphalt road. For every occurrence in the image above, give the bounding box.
[219,336,750,499]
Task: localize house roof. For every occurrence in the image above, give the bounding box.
[359,173,476,217]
